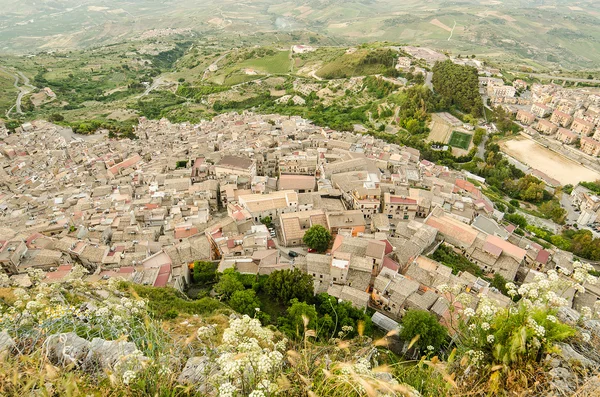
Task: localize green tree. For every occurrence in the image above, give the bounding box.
[405,118,421,134]
[229,289,261,316]
[279,298,318,339]
[472,128,485,146]
[302,225,332,252]
[315,293,373,339]
[539,200,567,224]
[504,213,527,229]
[263,269,314,305]
[214,268,245,299]
[400,310,448,352]
[192,261,217,284]
[48,113,64,122]
[260,216,272,227]
[432,60,482,117]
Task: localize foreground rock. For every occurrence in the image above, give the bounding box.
[0,331,15,353]
[86,338,143,370]
[45,332,90,366]
[178,356,218,394]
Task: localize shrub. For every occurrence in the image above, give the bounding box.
[400,310,448,353]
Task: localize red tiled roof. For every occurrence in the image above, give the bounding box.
[535,250,550,265]
[483,241,503,257]
[154,273,170,287]
[382,256,399,272]
[381,239,394,255]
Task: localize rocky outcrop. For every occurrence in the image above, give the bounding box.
[45,332,90,366]
[0,331,15,353]
[584,319,600,339]
[177,356,218,394]
[557,343,597,369]
[548,339,600,396]
[557,306,581,325]
[86,338,141,370]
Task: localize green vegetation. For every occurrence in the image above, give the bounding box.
[400,310,448,352]
[238,50,291,74]
[472,128,486,146]
[317,49,398,79]
[432,60,482,117]
[263,269,314,306]
[176,83,230,101]
[302,224,333,253]
[129,283,223,320]
[430,244,483,277]
[363,75,397,99]
[580,181,600,194]
[131,91,186,119]
[448,131,472,150]
[228,289,261,316]
[192,260,218,285]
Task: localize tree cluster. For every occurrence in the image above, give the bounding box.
[432,60,482,117]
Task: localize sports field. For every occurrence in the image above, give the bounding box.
[448,131,472,150]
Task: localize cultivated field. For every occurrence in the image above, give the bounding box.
[448,131,472,150]
[501,138,600,185]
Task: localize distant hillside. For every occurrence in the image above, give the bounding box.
[1,0,600,69]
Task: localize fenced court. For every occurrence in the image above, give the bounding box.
[448,131,472,150]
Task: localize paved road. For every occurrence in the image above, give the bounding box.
[1,67,36,117]
[138,76,164,98]
[15,72,35,114]
[560,193,580,226]
[425,72,433,91]
[476,132,488,159]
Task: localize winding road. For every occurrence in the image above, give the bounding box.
[1,67,36,118]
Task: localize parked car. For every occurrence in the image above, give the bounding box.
[288,251,299,258]
[307,248,316,253]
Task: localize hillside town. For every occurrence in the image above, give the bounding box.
[485,77,600,158]
[0,112,591,330]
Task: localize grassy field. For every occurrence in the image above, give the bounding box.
[448,131,472,150]
[237,51,291,74]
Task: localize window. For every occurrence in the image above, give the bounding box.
[333,277,337,281]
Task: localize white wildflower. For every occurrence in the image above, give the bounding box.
[546,315,557,323]
[487,335,495,343]
[582,333,591,343]
[122,370,137,385]
[218,382,237,397]
[463,308,475,317]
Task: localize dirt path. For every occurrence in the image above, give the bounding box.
[447,21,457,41]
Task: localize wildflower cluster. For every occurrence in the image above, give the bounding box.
[447,261,598,390]
[208,315,286,396]
[0,273,148,344]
